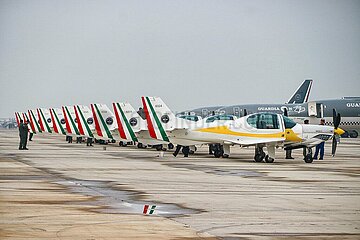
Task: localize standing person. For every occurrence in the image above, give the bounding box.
[302,119,309,159]
[76,136,82,143]
[313,119,326,160]
[86,137,93,146]
[68,135,73,143]
[29,132,33,141]
[18,120,29,150]
[285,148,294,159]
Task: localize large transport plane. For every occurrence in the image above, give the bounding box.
[180,80,360,138]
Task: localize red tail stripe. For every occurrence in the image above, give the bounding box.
[62,107,72,133]
[91,104,103,137]
[113,103,127,139]
[50,109,59,133]
[74,106,85,135]
[141,97,157,139]
[37,109,45,131]
[28,110,36,132]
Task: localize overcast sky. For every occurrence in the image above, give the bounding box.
[0,0,359,118]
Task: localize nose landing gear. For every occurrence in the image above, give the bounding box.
[304,147,313,163]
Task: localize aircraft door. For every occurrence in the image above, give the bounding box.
[307,102,323,118]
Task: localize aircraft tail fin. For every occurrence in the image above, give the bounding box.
[74,105,95,138]
[62,106,81,135]
[37,108,52,133]
[112,102,139,142]
[141,96,190,141]
[287,79,313,104]
[28,110,42,133]
[50,108,67,135]
[90,103,117,140]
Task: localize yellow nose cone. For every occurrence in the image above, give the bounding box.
[334,127,345,136]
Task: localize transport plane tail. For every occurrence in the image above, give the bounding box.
[90,103,117,140]
[112,102,139,142]
[287,79,313,104]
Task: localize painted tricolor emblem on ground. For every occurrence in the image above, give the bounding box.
[143,205,156,215]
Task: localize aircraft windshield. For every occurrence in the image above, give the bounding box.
[246,113,279,129]
[206,115,235,123]
[283,116,296,128]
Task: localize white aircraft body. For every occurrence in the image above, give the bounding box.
[142,96,345,163]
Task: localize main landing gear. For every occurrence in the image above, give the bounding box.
[212,144,230,158]
[254,146,274,163]
[304,147,313,163]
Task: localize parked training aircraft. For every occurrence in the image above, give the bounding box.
[142,96,345,163]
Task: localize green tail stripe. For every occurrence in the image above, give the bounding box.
[77,106,94,137]
[52,109,66,135]
[145,97,169,142]
[31,110,42,132]
[39,109,52,133]
[149,205,156,214]
[65,107,80,135]
[117,103,137,142]
[94,104,113,139]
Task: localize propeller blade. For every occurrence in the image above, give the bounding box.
[331,137,337,156]
[332,108,336,125]
[335,113,341,129]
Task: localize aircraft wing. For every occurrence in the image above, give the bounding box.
[226,137,285,147]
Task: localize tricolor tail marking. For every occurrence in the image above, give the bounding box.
[62,106,80,135]
[75,105,94,138]
[143,205,156,214]
[113,102,138,141]
[91,104,113,139]
[37,109,52,133]
[29,110,42,133]
[142,97,169,142]
[50,108,66,135]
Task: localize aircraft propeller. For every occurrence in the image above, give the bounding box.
[331,108,342,157]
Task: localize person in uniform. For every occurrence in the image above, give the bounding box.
[313,119,326,160]
[303,119,309,159]
[86,137,93,146]
[18,120,29,150]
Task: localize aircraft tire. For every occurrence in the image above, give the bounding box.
[214,150,222,158]
[265,155,274,163]
[254,152,265,162]
[137,143,143,148]
[304,154,313,163]
[168,143,174,149]
[350,130,358,138]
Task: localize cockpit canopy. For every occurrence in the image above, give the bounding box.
[246,113,280,129]
[205,115,236,123]
[178,115,201,122]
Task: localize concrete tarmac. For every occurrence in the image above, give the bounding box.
[0,129,359,239]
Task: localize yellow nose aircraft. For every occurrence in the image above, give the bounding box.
[142,96,345,163]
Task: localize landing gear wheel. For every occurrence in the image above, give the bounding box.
[111,139,116,143]
[254,152,265,162]
[137,143,143,148]
[168,143,174,150]
[265,155,274,163]
[155,145,162,151]
[304,154,313,163]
